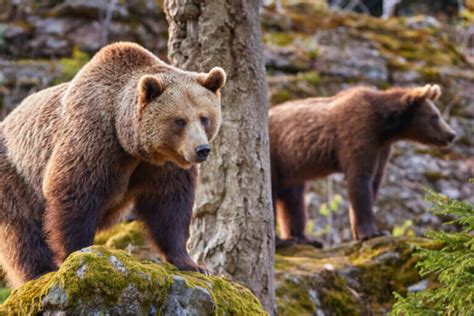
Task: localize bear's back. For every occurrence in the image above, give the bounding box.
[2,83,68,194]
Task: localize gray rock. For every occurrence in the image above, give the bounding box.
[407,279,429,293]
[43,285,68,310]
[52,0,129,20]
[161,276,215,316]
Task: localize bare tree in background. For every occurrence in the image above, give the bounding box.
[165,0,275,313]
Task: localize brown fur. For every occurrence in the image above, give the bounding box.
[0,42,226,288]
[270,84,456,244]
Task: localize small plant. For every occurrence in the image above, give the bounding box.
[391,182,474,315]
[392,219,416,237]
[306,192,343,239]
[319,193,343,218]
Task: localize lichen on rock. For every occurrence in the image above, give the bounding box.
[0,246,266,315]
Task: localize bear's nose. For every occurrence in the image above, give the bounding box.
[195,145,211,162]
[448,132,457,143]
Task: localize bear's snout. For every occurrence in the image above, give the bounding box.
[195,144,211,162]
[446,131,457,144]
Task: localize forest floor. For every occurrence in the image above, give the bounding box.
[1,221,433,315]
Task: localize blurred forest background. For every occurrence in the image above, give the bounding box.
[0,0,472,245]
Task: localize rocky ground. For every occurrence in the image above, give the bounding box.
[0,222,433,315]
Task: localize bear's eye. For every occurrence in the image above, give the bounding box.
[175,118,187,128]
[200,116,209,127]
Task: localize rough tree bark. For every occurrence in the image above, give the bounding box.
[164,0,275,312]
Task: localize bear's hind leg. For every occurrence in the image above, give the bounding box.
[276,185,322,248]
[0,144,56,288]
[0,218,56,289]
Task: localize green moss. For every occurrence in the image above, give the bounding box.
[387,58,411,71]
[307,49,318,59]
[177,273,266,316]
[349,238,429,309]
[297,71,320,86]
[275,254,289,271]
[319,270,360,316]
[268,71,323,105]
[94,221,145,249]
[14,48,90,86]
[419,67,441,81]
[54,48,90,84]
[263,32,296,46]
[271,89,292,105]
[276,278,316,315]
[364,32,402,51]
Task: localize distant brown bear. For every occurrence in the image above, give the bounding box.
[0,42,226,288]
[269,84,456,246]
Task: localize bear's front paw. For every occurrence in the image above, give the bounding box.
[169,255,210,275]
[298,236,324,248]
[358,230,389,241]
[276,236,323,249]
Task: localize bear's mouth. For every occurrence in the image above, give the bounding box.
[181,150,207,165]
[173,153,194,169]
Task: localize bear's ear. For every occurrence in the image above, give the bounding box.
[404,84,442,104]
[138,75,165,104]
[197,67,226,93]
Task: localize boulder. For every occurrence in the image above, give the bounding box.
[0,246,266,315]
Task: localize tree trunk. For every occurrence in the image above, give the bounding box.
[164,0,275,313]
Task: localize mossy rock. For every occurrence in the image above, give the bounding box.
[268,71,323,105]
[0,246,266,315]
[94,221,146,249]
[275,236,432,315]
[263,2,472,101]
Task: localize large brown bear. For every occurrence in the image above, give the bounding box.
[0,42,226,288]
[270,84,456,246]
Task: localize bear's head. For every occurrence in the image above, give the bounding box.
[397,84,456,146]
[132,67,226,169]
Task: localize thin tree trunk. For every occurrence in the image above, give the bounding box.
[164,0,275,313]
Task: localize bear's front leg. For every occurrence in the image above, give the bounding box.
[132,163,207,274]
[43,144,122,264]
[347,173,381,240]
